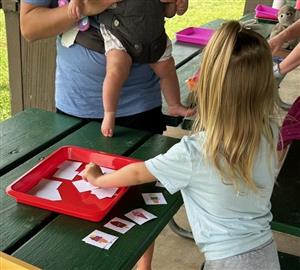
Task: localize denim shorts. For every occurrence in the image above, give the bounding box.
[203,240,281,270]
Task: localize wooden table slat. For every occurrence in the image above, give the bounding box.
[0,109,83,176]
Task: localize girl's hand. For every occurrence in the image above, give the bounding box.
[81,0,122,16]
[82,163,103,184]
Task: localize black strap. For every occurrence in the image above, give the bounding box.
[75,26,105,54]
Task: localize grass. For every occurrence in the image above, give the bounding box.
[0,10,10,121]
[0,1,245,122]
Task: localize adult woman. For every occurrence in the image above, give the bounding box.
[20,0,170,135]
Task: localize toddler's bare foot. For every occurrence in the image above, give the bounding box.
[101,112,116,137]
[176,0,188,15]
[168,104,195,117]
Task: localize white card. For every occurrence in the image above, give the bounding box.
[125,208,157,225]
[73,179,98,192]
[83,230,118,250]
[29,179,62,201]
[53,166,79,180]
[91,187,118,199]
[100,167,115,174]
[155,181,165,188]
[142,193,167,205]
[104,217,135,234]
[58,160,82,170]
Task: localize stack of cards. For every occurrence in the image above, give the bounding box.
[29,160,119,202]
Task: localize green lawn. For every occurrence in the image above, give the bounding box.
[0,1,245,122]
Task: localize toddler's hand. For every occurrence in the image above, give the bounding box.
[68,0,82,20]
[82,163,103,183]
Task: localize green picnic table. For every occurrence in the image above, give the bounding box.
[0,108,181,269]
[1,17,299,270]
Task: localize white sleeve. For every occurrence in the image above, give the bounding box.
[145,136,193,194]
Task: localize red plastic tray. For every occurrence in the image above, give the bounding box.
[6,146,140,222]
[176,27,215,46]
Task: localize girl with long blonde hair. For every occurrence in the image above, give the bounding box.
[83,21,281,270]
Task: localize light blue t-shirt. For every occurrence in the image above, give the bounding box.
[145,129,279,260]
[24,0,161,118]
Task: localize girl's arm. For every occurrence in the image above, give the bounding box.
[20,0,121,41]
[82,162,156,188]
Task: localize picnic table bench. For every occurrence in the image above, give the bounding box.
[1,17,299,270]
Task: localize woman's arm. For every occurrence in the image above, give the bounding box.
[82,162,156,188]
[20,0,121,41]
[279,42,300,75]
[20,1,76,41]
[269,19,300,55]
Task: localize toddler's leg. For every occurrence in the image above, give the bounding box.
[102,49,132,137]
[150,57,194,117]
[176,0,189,15]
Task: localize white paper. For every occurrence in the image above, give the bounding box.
[104,217,135,234]
[58,160,82,170]
[91,187,118,199]
[82,230,118,250]
[142,193,167,205]
[155,181,165,188]
[125,208,157,225]
[73,179,98,192]
[29,179,62,201]
[53,166,79,180]
[100,167,116,174]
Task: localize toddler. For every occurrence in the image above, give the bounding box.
[67,0,192,137]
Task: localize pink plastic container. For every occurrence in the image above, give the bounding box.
[255,4,279,21]
[176,27,215,46]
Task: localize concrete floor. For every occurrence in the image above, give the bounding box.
[138,67,300,269]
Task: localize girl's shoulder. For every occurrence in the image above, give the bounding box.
[179,133,206,155]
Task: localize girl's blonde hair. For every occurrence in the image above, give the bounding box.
[193,20,277,190]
